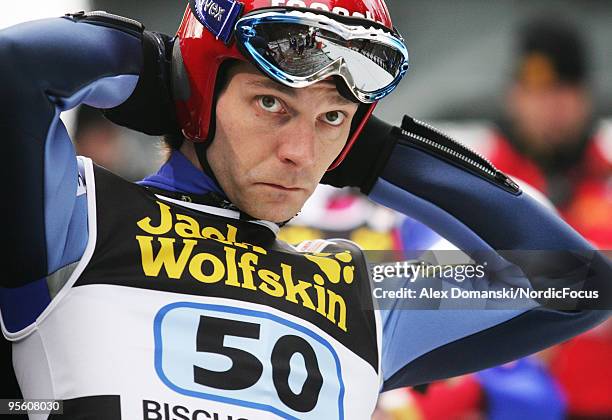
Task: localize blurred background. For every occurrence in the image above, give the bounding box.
[2,1,611,419]
[9,0,608,122]
[58,0,612,121]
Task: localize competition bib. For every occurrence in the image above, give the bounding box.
[11,162,381,420]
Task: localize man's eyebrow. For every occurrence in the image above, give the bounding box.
[246,78,356,107]
[328,92,356,106]
[246,78,298,97]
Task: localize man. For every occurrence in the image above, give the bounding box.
[489,17,612,248]
[0,1,609,419]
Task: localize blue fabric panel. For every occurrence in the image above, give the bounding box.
[59,194,89,269]
[381,308,609,391]
[0,278,51,333]
[44,76,138,274]
[377,143,592,251]
[43,116,79,275]
[139,151,225,196]
[370,178,493,251]
[370,178,511,271]
[379,308,526,383]
[400,217,443,250]
[49,74,139,111]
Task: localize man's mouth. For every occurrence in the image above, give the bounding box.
[257,183,303,192]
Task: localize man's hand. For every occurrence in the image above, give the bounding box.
[321,114,399,194]
[103,31,179,135]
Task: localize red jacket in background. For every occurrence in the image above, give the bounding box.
[487,129,612,248]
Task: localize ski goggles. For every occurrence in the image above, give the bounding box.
[234,9,410,103]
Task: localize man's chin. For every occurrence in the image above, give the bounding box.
[230,184,311,223]
[238,197,302,223]
[247,203,299,223]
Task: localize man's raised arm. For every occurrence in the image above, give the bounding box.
[323,114,611,389]
[0,12,161,292]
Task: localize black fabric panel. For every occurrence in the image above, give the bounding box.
[49,395,121,419]
[103,31,178,135]
[2,126,48,286]
[321,115,397,193]
[0,338,27,420]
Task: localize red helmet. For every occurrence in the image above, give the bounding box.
[175,0,396,169]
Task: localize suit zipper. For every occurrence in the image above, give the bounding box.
[64,10,144,34]
[400,120,521,194]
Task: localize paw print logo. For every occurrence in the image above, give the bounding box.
[305,251,355,285]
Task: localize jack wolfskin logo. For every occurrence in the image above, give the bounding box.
[305,251,355,285]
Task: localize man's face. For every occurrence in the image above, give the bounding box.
[207,62,359,223]
[507,82,591,154]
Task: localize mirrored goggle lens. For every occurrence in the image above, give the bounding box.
[238,21,408,99]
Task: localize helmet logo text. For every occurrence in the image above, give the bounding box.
[270,0,384,24]
[190,0,244,44]
[201,0,226,21]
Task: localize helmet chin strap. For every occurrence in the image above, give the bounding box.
[173,51,229,202]
[193,140,219,187]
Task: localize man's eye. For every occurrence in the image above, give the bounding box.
[258,96,283,113]
[322,111,346,127]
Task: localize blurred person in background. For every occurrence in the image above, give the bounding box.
[547,318,612,419]
[393,16,612,420]
[492,19,612,418]
[74,104,161,181]
[375,16,612,420]
[488,16,612,248]
[73,105,124,173]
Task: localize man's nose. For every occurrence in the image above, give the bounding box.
[276,117,316,168]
